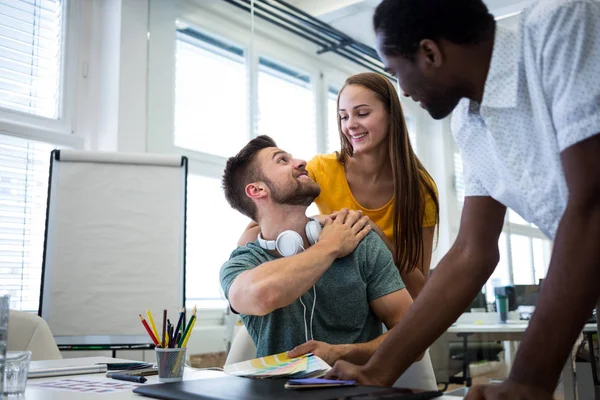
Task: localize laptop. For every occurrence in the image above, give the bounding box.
[133,376,443,400]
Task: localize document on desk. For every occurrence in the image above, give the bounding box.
[224,352,331,379]
[29,377,141,394]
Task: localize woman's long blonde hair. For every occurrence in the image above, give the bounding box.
[337,72,439,273]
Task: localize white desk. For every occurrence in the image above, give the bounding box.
[447,322,597,335]
[25,357,223,399]
[444,322,598,400]
[24,357,463,399]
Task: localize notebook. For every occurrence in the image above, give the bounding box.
[28,364,108,379]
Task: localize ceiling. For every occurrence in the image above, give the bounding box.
[286,0,535,47]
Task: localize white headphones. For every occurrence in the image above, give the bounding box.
[256,219,321,257]
[256,219,321,342]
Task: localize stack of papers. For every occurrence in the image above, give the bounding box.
[224,352,331,379]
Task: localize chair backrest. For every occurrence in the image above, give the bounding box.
[392,349,438,391]
[7,310,61,361]
[225,325,438,391]
[224,325,256,365]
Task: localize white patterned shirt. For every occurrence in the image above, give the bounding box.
[451,0,600,240]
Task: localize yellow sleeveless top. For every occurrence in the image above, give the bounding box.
[307,153,438,243]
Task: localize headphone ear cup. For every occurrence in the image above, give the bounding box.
[305,219,322,245]
[276,230,304,257]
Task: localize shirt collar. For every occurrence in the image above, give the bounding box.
[480,27,519,109]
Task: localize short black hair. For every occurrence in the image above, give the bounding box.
[374,0,495,60]
[222,135,277,221]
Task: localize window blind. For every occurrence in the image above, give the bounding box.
[0,134,55,311]
[0,0,64,119]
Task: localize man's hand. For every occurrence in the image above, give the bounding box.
[465,380,554,400]
[325,361,388,386]
[287,340,347,366]
[319,208,371,258]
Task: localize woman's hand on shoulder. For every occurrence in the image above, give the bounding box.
[237,220,260,247]
[313,210,369,227]
[311,212,339,225]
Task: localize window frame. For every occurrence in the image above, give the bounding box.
[0,0,82,149]
[0,0,85,313]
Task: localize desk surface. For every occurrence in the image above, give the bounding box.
[24,357,462,399]
[448,321,597,334]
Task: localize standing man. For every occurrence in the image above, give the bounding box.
[328,0,600,399]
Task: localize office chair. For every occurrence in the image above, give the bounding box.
[7,310,62,360]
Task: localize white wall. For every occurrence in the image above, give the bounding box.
[74,0,148,153]
[63,0,459,358]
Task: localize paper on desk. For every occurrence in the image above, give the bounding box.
[224,352,331,379]
[28,377,140,394]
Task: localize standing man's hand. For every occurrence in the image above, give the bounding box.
[325,361,387,386]
[319,208,371,258]
[465,381,554,400]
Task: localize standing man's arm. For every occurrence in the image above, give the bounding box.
[327,197,506,385]
[497,134,600,394]
[470,4,600,397]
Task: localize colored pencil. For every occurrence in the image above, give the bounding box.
[178,306,196,348]
[161,309,167,348]
[166,320,171,347]
[139,314,159,346]
[181,315,197,348]
[173,308,185,344]
[146,309,160,346]
[174,329,182,348]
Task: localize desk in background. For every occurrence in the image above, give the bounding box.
[444,322,597,400]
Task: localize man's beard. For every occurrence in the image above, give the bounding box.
[266,178,320,207]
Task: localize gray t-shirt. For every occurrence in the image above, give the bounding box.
[220,231,405,357]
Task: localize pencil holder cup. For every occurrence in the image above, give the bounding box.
[156,347,187,382]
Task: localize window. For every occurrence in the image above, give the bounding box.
[256,57,316,161]
[174,29,248,158]
[185,174,249,308]
[453,149,552,303]
[453,150,465,206]
[406,116,417,154]
[326,85,340,153]
[0,0,64,119]
[0,134,56,311]
[163,18,364,308]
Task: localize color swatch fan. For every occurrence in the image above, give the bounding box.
[224,353,331,379]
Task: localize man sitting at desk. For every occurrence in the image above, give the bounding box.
[220,135,414,366]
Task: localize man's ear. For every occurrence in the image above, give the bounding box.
[245,182,268,200]
[417,39,444,68]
